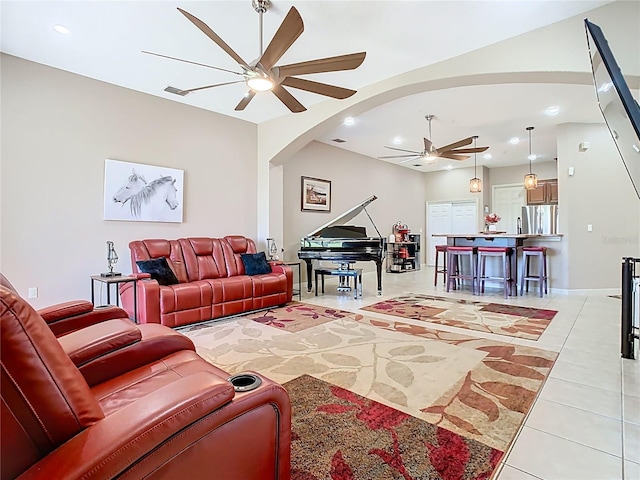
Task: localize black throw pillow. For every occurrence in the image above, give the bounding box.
[136,257,179,286]
[240,252,272,276]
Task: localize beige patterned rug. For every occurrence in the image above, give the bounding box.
[181,302,557,453]
[361,294,557,340]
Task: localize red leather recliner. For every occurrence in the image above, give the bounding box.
[0,272,129,336]
[1,285,291,480]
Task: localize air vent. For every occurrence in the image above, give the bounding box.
[164,86,189,96]
[332,138,346,143]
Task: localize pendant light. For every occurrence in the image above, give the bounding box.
[524,126,538,190]
[469,135,482,193]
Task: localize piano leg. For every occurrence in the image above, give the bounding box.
[304,259,313,292]
[376,260,383,296]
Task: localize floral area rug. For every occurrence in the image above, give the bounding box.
[361,294,557,340]
[181,302,557,454]
[286,374,502,480]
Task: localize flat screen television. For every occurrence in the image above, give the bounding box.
[585,19,640,200]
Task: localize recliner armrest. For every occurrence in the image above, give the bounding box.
[16,372,235,480]
[38,300,94,323]
[40,300,130,337]
[57,319,141,367]
[75,323,196,386]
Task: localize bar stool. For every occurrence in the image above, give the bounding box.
[446,246,476,294]
[477,247,514,298]
[520,246,548,297]
[434,244,448,286]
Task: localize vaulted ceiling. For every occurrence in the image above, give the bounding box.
[3,0,636,171]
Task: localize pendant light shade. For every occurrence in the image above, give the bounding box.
[524,126,538,190]
[469,135,482,193]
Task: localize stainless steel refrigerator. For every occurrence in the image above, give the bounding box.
[521,205,559,235]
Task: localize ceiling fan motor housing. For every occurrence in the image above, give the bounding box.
[252,0,270,13]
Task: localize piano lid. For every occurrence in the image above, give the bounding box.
[305,195,378,238]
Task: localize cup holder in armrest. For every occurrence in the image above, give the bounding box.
[227,373,262,392]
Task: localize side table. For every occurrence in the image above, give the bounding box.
[282,261,302,300]
[90,275,138,322]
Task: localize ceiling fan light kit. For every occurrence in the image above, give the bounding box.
[469,135,482,193]
[379,115,489,168]
[146,3,366,113]
[524,126,538,190]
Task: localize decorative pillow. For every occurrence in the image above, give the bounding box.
[240,252,272,276]
[136,257,179,286]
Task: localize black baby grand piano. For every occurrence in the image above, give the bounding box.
[298,195,385,295]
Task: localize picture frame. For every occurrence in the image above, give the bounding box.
[103,159,184,223]
[301,176,331,212]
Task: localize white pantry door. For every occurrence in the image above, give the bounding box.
[426,200,477,265]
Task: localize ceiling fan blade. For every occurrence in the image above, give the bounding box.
[142,51,244,76]
[439,153,470,161]
[177,8,251,70]
[281,77,356,99]
[383,146,422,154]
[276,52,366,77]
[436,137,473,153]
[235,91,256,111]
[259,7,304,71]
[272,85,306,113]
[423,137,433,152]
[448,146,490,154]
[398,157,421,164]
[378,154,421,159]
[183,80,245,93]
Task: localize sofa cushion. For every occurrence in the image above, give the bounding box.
[136,258,179,286]
[240,252,272,276]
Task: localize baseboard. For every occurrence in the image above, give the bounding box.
[550,288,621,296]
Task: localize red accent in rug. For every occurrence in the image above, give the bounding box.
[286,374,503,480]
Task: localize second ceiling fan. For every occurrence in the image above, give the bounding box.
[144,1,366,113]
[379,115,489,164]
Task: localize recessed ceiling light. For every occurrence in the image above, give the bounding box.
[444,165,453,170]
[54,25,70,34]
[546,106,560,116]
[483,153,492,160]
[528,154,537,161]
[343,117,355,126]
[392,136,402,145]
[509,137,520,145]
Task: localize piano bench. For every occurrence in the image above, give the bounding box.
[315,268,363,300]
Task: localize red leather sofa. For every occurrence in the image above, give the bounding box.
[120,236,293,327]
[1,284,291,480]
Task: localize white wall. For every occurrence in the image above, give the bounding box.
[558,123,640,291]
[1,54,258,307]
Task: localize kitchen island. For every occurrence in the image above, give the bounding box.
[432,233,563,295]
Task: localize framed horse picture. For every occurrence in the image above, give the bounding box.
[103,159,184,223]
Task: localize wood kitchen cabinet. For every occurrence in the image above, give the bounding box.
[527,179,558,205]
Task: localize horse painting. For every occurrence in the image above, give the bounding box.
[112,170,147,205]
[113,175,179,219]
[104,160,184,223]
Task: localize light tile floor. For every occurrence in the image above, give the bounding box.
[293,265,639,480]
